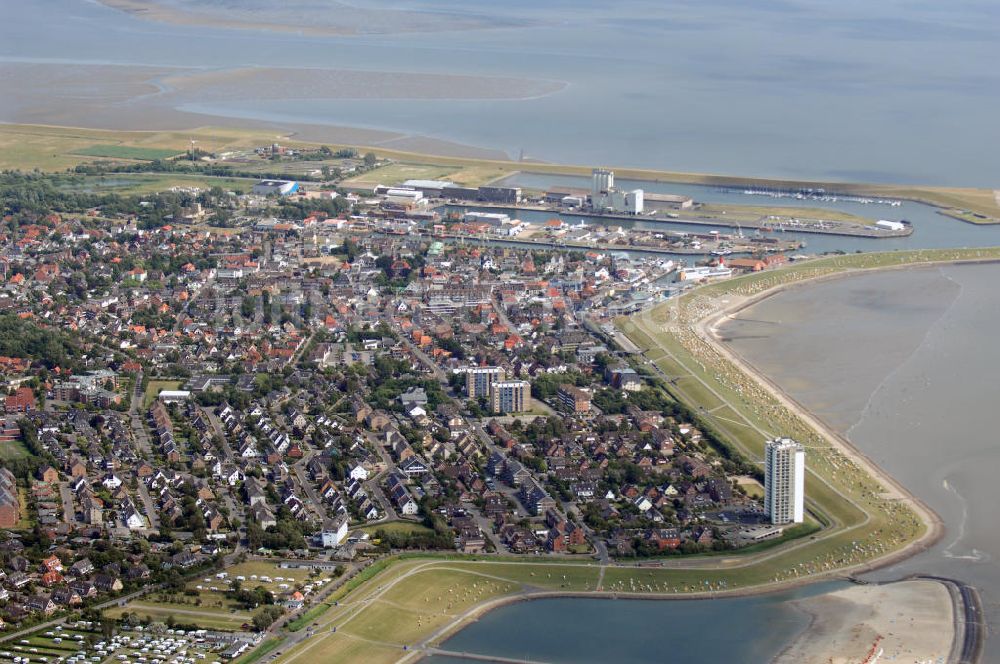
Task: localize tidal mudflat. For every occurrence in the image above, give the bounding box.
[721,262,1000,659]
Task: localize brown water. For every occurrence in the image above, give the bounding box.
[721,262,1000,658]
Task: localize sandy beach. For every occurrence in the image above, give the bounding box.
[776,580,955,663]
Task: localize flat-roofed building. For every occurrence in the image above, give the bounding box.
[557,384,591,413]
[764,437,805,525]
[478,186,521,204]
[466,366,504,399]
[490,380,530,414]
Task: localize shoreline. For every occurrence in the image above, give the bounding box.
[1,114,998,217]
[396,259,1000,663]
[698,257,1000,569]
[404,574,967,663]
[696,262,948,548]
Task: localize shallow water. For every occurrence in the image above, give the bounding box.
[722,262,1000,660]
[426,584,842,664]
[429,264,1000,662]
[3,0,1000,184]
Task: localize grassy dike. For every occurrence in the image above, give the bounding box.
[616,247,1000,580]
[257,247,1000,664]
[3,122,1000,218]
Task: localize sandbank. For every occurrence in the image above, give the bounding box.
[776,579,955,663]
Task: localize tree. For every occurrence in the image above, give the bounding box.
[363,152,377,167]
[252,605,285,631]
[100,618,116,639]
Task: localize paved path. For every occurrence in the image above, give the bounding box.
[58,481,76,525]
[137,482,160,530]
[292,451,333,529]
[423,649,549,664]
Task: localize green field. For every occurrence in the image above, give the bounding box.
[72,144,184,160]
[60,173,260,195]
[696,203,877,225]
[104,561,331,633]
[940,208,1000,225]
[142,379,184,408]
[3,122,1000,218]
[0,439,31,460]
[103,599,251,630]
[360,520,435,538]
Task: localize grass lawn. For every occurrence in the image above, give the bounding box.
[218,560,318,588]
[0,123,296,171]
[438,561,600,591]
[0,439,31,460]
[939,208,1000,225]
[447,164,514,187]
[285,634,401,664]
[72,144,184,160]
[696,203,877,225]
[142,379,184,408]
[360,521,434,538]
[59,173,259,195]
[13,488,34,530]
[104,600,251,631]
[735,476,764,499]
[333,568,515,648]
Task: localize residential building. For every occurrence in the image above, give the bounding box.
[466,366,504,399]
[0,467,19,528]
[490,380,530,414]
[764,438,805,525]
[319,515,349,548]
[557,384,591,413]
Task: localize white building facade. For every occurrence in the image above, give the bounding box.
[764,437,805,525]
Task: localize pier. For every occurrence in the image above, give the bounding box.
[422,648,550,663]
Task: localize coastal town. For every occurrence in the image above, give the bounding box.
[5,0,999,660]
[0,142,983,664]
[0,151,828,647]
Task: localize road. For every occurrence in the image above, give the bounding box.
[200,406,246,522]
[172,275,214,334]
[129,371,154,458]
[58,481,77,525]
[423,650,549,664]
[363,432,399,521]
[399,336,448,383]
[292,452,334,529]
[470,420,606,562]
[136,482,160,531]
